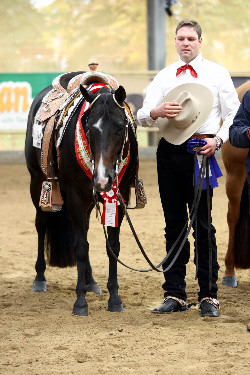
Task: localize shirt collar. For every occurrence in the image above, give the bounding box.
[178,53,203,70]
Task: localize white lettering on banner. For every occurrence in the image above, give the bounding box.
[105,202,117,227]
[0,81,33,130]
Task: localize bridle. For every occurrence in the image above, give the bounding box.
[84,90,129,180]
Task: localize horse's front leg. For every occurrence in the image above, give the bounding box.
[106,225,124,312]
[67,192,90,316]
[32,210,47,292]
[224,200,239,276]
[85,208,102,295]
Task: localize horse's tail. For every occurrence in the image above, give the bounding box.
[45,201,76,268]
[233,179,250,269]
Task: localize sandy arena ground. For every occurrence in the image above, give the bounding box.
[0,159,249,375]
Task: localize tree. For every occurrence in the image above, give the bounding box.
[0,0,249,73]
[0,1,54,72]
[39,0,147,72]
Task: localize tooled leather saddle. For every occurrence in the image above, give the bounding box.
[34,64,146,212]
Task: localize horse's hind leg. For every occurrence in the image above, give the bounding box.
[32,210,47,292]
[106,226,124,312]
[85,256,102,294]
[67,192,91,316]
[222,169,245,287]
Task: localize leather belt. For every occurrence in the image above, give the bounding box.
[190,133,214,139]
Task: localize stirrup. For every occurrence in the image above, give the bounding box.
[39,179,64,212]
[127,179,147,209]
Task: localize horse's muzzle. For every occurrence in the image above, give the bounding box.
[92,172,114,192]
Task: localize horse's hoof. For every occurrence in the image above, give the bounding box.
[86,283,103,295]
[72,306,88,316]
[108,303,124,312]
[222,275,237,288]
[32,280,47,292]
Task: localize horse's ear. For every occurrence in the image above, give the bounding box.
[80,85,95,103]
[114,86,126,106]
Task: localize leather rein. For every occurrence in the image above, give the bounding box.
[94,153,209,274]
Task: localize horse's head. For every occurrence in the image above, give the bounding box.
[80,84,128,192]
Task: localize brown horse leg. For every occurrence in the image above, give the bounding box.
[222,170,245,287]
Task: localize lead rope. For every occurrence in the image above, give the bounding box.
[206,158,213,290]
[93,191,161,272]
[194,153,199,280]
[160,154,207,273]
[194,155,213,290]
[93,152,207,273]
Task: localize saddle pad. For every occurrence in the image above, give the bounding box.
[55,91,84,148]
[38,74,68,122]
[32,89,82,149]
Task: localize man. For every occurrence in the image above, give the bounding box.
[229,89,250,332]
[137,19,240,317]
[229,90,250,215]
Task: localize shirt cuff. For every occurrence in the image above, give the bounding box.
[137,115,157,128]
[216,129,228,144]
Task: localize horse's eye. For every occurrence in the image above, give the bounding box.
[116,122,125,133]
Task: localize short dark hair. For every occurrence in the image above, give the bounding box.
[176,19,202,39]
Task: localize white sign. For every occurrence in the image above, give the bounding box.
[0,81,33,130]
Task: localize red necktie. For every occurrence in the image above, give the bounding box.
[176,64,198,78]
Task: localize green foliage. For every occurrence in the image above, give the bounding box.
[0,0,52,72]
[39,0,147,72]
[0,0,249,73]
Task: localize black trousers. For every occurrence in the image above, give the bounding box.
[157,138,219,302]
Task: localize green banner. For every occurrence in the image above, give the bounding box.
[0,72,61,130]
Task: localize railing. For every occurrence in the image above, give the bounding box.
[0,127,161,152]
[0,127,160,163]
[0,129,26,151]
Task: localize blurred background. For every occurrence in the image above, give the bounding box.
[0,0,249,160]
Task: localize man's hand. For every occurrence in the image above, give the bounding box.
[150,102,182,120]
[199,137,220,157]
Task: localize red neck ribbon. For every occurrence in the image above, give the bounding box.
[176,64,198,78]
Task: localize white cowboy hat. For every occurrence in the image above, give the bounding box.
[157,83,214,145]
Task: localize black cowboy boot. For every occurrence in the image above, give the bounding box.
[199,298,219,317]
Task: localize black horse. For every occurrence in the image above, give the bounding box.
[25,82,138,316]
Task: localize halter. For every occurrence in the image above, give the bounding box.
[85,91,130,183]
[112,94,126,109]
[89,93,101,108]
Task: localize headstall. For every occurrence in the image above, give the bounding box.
[74,85,131,227]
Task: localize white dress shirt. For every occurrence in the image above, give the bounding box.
[137,53,240,143]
